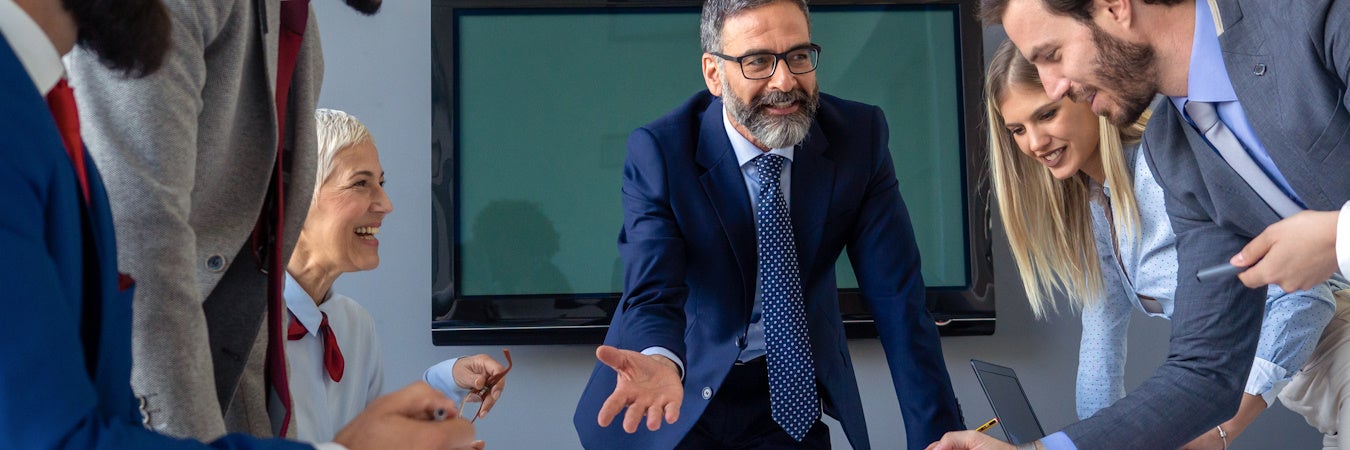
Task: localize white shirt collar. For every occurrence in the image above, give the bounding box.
[284,273,324,337]
[0,0,65,96]
[721,103,795,167]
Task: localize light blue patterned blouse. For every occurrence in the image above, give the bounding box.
[1076,144,1341,420]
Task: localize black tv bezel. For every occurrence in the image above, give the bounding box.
[431,0,993,345]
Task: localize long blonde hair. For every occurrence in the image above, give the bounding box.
[985,40,1148,318]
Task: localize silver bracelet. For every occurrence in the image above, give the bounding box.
[1216,424,1229,450]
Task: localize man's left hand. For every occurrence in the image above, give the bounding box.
[453,354,509,419]
[1233,210,1339,291]
[925,431,1016,450]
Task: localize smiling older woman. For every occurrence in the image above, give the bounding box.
[279,109,507,444]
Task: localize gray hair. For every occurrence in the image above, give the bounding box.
[700,0,809,53]
[313,108,374,203]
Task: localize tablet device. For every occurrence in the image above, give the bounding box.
[971,359,1046,445]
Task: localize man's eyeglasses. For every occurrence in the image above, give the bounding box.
[709,43,821,80]
[458,349,512,423]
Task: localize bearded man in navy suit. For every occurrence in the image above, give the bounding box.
[573,1,964,448]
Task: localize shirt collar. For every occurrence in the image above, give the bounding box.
[0,0,64,96]
[284,273,323,337]
[721,103,795,168]
[1178,0,1237,106]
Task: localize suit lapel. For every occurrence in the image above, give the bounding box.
[1216,0,1333,209]
[695,99,758,302]
[790,121,833,268]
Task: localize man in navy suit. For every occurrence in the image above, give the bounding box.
[931,0,1350,449]
[573,1,963,448]
[0,0,474,448]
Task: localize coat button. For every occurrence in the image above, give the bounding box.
[205,254,227,272]
[1252,63,1267,76]
[701,387,712,400]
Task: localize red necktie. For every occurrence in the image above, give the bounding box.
[46,79,91,203]
[262,0,310,438]
[287,312,345,382]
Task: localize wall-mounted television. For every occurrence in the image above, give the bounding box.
[431,0,993,345]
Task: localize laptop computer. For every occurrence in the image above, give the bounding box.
[970,359,1047,445]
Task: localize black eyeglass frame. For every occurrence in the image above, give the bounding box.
[708,43,822,80]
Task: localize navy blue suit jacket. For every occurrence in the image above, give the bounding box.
[574,91,962,449]
[0,35,307,450]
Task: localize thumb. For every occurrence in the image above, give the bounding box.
[596,345,630,372]
[1232,233,1273,267]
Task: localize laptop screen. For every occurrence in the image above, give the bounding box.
[971,360,1046,444]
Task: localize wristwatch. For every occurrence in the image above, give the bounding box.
[1015,442,1046,450]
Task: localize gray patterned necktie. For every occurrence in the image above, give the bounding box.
[1183,101,1303,218]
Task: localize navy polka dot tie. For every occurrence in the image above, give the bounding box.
[755,153,819,441]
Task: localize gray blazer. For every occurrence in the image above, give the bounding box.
[66,0,322,440]
[1061,0,1350,448]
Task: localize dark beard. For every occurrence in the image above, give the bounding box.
[1088,23,1160,126]
[345,0,382,15]
[720,74,819,149]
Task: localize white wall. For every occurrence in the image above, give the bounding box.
[312,2,1321,448]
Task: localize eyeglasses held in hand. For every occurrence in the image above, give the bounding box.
[458,349,512,423]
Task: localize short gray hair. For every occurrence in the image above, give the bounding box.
[313,108,374,203]
[700,0,809,53]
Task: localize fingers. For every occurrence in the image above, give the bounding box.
[478,379,505,417]
[621,397,647,433]
[645,403,664,431]
[378,381,458,421]
[663,398,681,424]
[597,391,630,427]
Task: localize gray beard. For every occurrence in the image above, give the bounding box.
[720,75,816,149]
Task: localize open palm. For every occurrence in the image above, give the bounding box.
[595,345,684,433]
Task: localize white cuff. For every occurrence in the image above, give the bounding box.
[314,443,349,450]
[1337,201,1350,277]
[1245,357,1289,406]
[641,347,685,380]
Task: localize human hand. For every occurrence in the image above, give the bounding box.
[334,381,477,450]
[594,345,683,433]
[454,353,510,419]
[924,431,1017,450]
[1232,210,1339,291]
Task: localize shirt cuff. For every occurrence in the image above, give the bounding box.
[1040,431,1078,450]
[423,357,469,403]
[1244,357,1289,405]
[314,443,349,450]
[641,347,685,380]
[1337,201,1350,277]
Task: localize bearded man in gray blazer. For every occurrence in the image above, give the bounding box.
[66,0,387,441]
[926,0,1350,450]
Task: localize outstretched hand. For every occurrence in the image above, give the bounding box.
[595,345,683,433]
[1233,210,1339,291]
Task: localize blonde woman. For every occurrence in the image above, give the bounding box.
[985,40,1342,450]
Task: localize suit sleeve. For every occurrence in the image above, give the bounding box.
[1059,132,1265,449]
[64,0,232,440]
[614,127,689,361]
[846,107,963,448]
[0,145,309,450]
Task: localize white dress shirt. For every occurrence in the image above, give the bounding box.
[0,0,63,96]
[281,274,384,444]
[1339,202,1350,277]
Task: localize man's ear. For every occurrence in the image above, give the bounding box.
[1093,0,1133,30]
[702,54,723,96]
